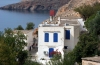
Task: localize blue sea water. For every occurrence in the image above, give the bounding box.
[0,0,50,31]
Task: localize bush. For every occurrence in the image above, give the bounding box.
[24,60,41,65]
[48,51,75,65]
[74,2,100,20]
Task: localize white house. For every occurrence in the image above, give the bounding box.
[13,30,34,50]
[38,16,85,64]
[13,29,39,61]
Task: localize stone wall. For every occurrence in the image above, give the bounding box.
[82,60,100,65]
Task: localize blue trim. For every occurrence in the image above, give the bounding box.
[53,33,58,42]
[65,30,70,39]
[45,33,49,42]
[49,48,54,57]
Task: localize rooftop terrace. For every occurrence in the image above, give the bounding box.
[39,16,80,27]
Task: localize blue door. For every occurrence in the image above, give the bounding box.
[49,48,54,57]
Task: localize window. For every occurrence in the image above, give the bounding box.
[65,30,70,39]
[64,46,68,49]
[44,33,49,42]
[53,33,58,42]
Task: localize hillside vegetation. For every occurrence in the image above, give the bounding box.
[56,0,100,17]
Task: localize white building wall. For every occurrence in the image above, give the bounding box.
[64,25,80,51]
[78,19,87,31]
[38,46,64,64]
[26,31,34,50]
[38,25,80,61]
[38,27,64,46]
[13,31,34,50]
[74,26,80,46]
[38,27,64,61]
[64,26,75,50]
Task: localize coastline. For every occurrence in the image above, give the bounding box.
[0,0,70,11]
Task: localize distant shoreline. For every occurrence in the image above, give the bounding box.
[0,0,70,11]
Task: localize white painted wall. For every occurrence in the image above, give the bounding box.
[78,19,87,31]
[38,27,64,46]
[74,26,80,46]
[26,31,34,50]
[64,25,80,51]
[64,26,74,50]
[38,25,80,62]
[38,46,64,64]
[38,18,81,64]
[13,30,34,50]
[38,27,64,62]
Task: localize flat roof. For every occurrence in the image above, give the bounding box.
[82,56,100,63]
[60,16,82,19]
[60,19,78,24]
[40,17,79,27]
[13,30,33,34]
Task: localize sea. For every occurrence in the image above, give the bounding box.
[0,0,50,31]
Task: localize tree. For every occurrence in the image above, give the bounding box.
[86,11,100,36]
[24,60,41,65]
[75,5,93,20]
[74,6,100,63]
[4,28,13,35]
[15,25,24,30]
[48,51,75,65]
[17,51,28,65]
[0,41,16,65]
[84,14,96,30]
[0,33,17,65]
[26,22,35,30]
[73,32,99,63]
[74,2,100,20]
[63,52,75,65]
[0,31,4,40]
[3,28,27,65]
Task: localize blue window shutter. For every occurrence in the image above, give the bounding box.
[65,30,70,39]
[49,48,54,57]
[53,33,58,42]
[45,33,49,42]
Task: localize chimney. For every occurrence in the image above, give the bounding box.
[50,10,55,21]
[58,17,61,24]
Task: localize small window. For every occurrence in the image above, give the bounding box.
[64,46,68,49]
[44,33,49,42]
[65,30,70,39]
[53,33,58,42]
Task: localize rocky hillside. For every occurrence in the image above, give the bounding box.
[56,0,100,17]
[0,0,70,11]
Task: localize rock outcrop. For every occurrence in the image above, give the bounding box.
[0,0,70,11]
[56,0,100,17]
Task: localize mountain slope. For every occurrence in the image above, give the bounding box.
[56,0,100,17]
[0,0,70,11]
